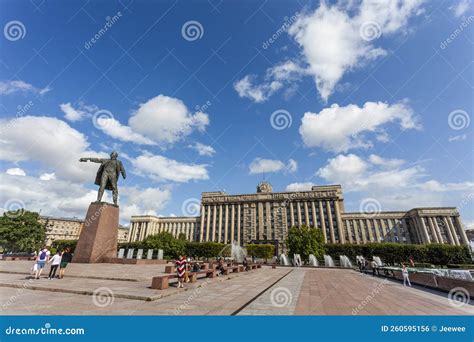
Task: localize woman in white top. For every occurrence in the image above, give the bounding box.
[402,264,411,287]
[47,252,62,279]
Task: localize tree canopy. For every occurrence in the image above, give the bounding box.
[0,210,46,252]
[286,225,325,262]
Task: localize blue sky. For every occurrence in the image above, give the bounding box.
[0,0,473,227]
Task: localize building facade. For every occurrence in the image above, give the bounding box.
[39,216,84,246]
[128,216,199,242]
[128,182,470,253]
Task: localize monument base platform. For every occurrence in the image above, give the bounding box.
[72,202,119,263]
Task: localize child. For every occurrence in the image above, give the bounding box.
[48,251,62,279]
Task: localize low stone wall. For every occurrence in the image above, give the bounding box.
[102,257,169,265]
[381,269,474,296]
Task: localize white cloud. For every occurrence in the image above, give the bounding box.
[236,1,424,102]
[188,142,216,156]
[450,0,470,17]
[96,117,157,145]
[287,159,298,173]
[0,80,51,96]
[6,168,26,176]
[299,101,419,152]
[249,158,297,174]
[60,102,87,122]
[39,173,56,181]
[0,115,105,182]
[286,182,315,191]
[131,152,209,183]
[316,153,474,213]
[234,61,305,103]
[128,95,209,145]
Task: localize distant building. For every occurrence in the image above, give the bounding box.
[40,216,130,245]
[466,228,474,243]
[129,182,470,255]
[39,216,84,246]
[128,216,199,242]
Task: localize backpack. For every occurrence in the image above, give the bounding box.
[39,250,47,260]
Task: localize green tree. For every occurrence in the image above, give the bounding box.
[177,233,187,241]
[0,210,46,252]
[142,232,186,259]
[286,225,325,262]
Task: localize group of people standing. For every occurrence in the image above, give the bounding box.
[32,246,73,280]
[357,256,413,287]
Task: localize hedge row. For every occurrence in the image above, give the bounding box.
[324,242,471,266]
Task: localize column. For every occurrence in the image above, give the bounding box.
[346,220,353,243]
[257,202,264,240]
[416,216,430,244]
[265,202,272,239]
[200,206,205,242]
[334,201,345,244]
[296,202,302,226]
[380,219,387,241]
[224,205,229,243]
[289,202,295,227]
[318,201,327,243]
[237,204,241,245]
[432,217,444,243]
[442,216,455,245]
[373,219,381,242]
[326,200,335,243]
[304,201,310,226]
[359,220,368,243]
[311,201,317,228]
[218,205,223,243]
[352,219,360,244]
[427,216,439,243]
[206,206,211,241]
[230,204,235,243]
[365,219,374,242]
[454,216,469,245]
[211,205,217,242]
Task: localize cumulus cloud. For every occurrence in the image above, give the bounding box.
[0,115,105,182]
[286,182,315,191]
[95,117,157,145]
[6,168,26,176]
[249,158,298,174]
[236,1,424,102]
[128,95,209,145]
[234,61,306,103]
[450,0,470,17]
[39,173,56,181]
[0,80,51,96]
[187,142,216,156]
[315,153,474,212]
[131,152,209,183]
[299,101,420,152]
[60,102,87,122]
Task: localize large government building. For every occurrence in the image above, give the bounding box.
[128,182,469,254]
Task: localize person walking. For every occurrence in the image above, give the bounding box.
[47,251,61,279]
[59,248,73,279]
[176,255,186,288]
[34,247,50,279]
[402,264,411,287]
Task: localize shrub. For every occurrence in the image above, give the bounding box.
[51,239,77,252]
[246,244,274,259]
[185,242,227,258]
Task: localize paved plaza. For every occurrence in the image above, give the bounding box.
[0,261,472,315]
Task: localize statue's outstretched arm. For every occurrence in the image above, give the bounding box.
[79,157,105,163]
[120,162,126,179]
